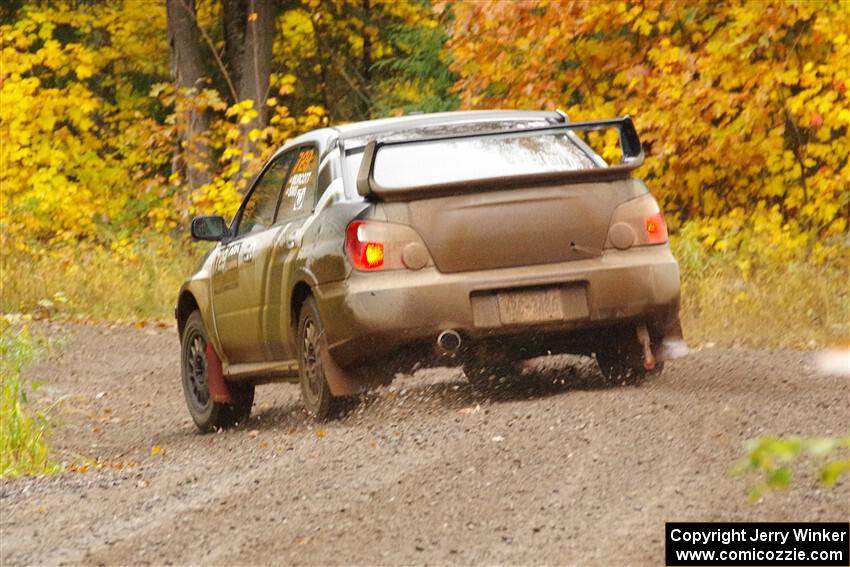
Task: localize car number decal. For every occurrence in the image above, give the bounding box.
[291,149,315,174]
[214,243,241,274]
[293,187,307,210]
[285,171,312,197]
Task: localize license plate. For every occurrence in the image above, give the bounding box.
[497,287,564,324]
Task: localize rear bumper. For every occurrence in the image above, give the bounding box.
[315,245,681,367]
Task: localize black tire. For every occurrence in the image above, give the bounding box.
[594,327,659,385]
[297,297,347,420]
[181,311,254,432]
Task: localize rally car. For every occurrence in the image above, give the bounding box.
[176,110,686,431]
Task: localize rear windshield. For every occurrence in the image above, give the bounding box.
[361,131,602,190]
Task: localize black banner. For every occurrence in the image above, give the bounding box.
[666,522,849,566]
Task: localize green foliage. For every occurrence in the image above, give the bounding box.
[370,20,460,115]
[0,322,60,477]
[736,435,850,501]
[272,0,441,121]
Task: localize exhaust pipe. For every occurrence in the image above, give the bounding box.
[436,330,462,356]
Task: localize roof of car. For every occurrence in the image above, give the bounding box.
[333,110,566,139]
[280,110,567,155]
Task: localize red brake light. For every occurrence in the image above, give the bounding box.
[644,212,668,243]
[346,221,385,270]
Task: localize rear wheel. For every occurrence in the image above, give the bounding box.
[594,327,659,385]
[297,297,347,420]
[181,311,254,432]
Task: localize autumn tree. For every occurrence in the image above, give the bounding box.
[1,0,455,246]
[1,1,173,243]
[447,0,850,250]
[276,0,438,121]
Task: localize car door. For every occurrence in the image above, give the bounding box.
[260,145,321,362]
[211,151,296,363]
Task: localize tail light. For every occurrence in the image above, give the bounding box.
[345,220,432,271]
[644,212,668,244]
[346,222,385,270]
[605,193,668,250]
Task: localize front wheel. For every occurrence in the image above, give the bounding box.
[181,311,254,432]
[297,297,348,420]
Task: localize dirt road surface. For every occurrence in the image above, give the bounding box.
[2,323,848,566]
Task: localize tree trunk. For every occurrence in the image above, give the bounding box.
[222,0,247,103]
[166,0,211,191]
[223,0,276,185]
[233,0,275,128]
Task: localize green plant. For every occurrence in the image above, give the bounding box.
[0,322,60,477]
[736,435,850,501]
[370,19,460,115]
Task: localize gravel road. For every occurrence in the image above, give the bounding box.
[2,323,848,566]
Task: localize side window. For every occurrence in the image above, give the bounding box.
[316,155,337,203]
[235,154,293,237]
[277,146,318,222]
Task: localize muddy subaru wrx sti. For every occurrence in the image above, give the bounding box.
[176,110,686,430]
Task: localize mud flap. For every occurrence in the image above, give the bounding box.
[205,343,233,403]
[320,340,392,396]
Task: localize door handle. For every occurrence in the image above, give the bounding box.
[276,222,303,250]
[284,228,301,249]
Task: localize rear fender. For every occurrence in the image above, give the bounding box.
[308,283,391,396]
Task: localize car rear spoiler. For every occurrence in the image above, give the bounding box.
[356,115,644,202]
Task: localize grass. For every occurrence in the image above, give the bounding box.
[1,237,207,321]
[0,322,60,477]
[672,232,850,349]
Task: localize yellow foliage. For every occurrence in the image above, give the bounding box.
[448,0,850,243]
[0,1,331,249]
[1,1,170,248]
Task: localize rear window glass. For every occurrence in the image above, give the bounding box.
[369,131,601,190]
